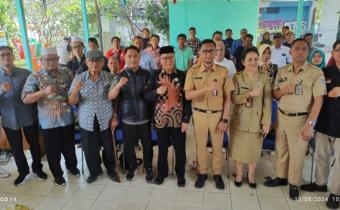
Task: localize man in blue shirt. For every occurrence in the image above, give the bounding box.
[22,47,79,186]
[0,46,47,186]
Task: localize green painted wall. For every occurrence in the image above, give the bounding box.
[168,0,260,46]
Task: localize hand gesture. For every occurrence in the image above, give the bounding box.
[181,122,189,133]
[283,83,296,95]
[118,77,129,88]
[249,88,262,97]
[1,82,11,92]
[157,86,167,95]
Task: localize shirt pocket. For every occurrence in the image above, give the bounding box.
[193,76,205,89]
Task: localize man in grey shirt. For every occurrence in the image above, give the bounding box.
[0,46,47,186]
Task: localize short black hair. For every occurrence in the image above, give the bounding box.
[88,37,98,45]
[150,34,160,40]
[189,27,196,31]
[111,36,121,43]
[241,46,259,61]
[291,38,310,48]
[142,28,150,33]
[199,39,216,49]
[241,28,247,32]
[0,46,13,53]
[124,45,140,54]
[225,29,232,33]
[282,26,289,30]
[212,31,223,39]
[177,34,187,40]
[133,36,143,40]
[304,33,313,38]
[333,39,340,50]
[245,34,254,40]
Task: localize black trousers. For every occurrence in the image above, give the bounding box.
[80,117,116,177]
[41,124,78,179]
[122,122,153,170]
[156,127,186,178]
[3,122,43,175]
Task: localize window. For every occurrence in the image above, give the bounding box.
[266,7,280,14]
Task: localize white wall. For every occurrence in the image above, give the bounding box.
[318,0,340,51]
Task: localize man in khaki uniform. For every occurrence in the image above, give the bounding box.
[264,38,326,200]
[184,39,234,190]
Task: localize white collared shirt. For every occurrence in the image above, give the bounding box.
[270,45,292,68]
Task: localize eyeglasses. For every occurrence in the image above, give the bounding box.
[161,56,174,60]
[0,53,13,58]
[87,59,103,63]
[72,45,83,49]
[200,49,216,54]
[42,57,59,62]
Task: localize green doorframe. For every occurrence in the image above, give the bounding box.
[15,0,33,71]
[296,0,304,38]
[81,0,90,47]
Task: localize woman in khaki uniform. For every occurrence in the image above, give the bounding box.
[229,47,272,188]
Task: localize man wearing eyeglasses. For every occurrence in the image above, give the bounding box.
[22,47,79,186]
[67,36,88,76]
[0,46,47,186]
[184,39,234,190]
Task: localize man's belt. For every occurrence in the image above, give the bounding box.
[193,108,222,114]
[279,108,309,117]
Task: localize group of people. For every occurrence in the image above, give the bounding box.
[0,25,339,210]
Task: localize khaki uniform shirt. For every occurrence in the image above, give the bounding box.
[273,62,326,113]
[230,69,272,133]
[184,64,235,110]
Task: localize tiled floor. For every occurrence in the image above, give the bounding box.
[0,146,334,210]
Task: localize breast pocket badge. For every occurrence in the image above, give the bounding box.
[295,80,303,95]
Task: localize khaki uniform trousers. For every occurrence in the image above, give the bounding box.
[275,112,309,186]
[192,110,223,175]
[315,131,340,195]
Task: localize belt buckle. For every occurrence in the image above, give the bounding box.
[206,110,212,114]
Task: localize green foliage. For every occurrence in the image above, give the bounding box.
[0,0,19,45]
[145,0,169,39]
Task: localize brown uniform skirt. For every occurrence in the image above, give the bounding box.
[228,129,263,163]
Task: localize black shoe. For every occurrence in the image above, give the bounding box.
[234,180,243,187]
[145,168,154,183]
[34,170,48,180]
[54,177,66,186]
[300,183,328,192]
[153,176,164,185]
[247,177,257,189]
[108,172,119,183]
[87,175,97,183]
[195,174,207,188]
[326,193,340,209]
[177,177,186,187]
[264,177,288,187]
[289,184,299,200]
[213,175,225,190]
[69,168,80,176]
[126,168,136,181]
[14,172,29,186]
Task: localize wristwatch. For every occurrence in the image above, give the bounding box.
[222,118,229,124]
[307,120,316,127]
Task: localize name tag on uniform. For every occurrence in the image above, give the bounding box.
[194,77,202,80]
[282,53,286,56]
[240,86,250,89]
[326,78,331,84]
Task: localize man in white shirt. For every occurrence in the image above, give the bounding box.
[270,33,291,68]
[133,36,157,71]
[214,41,236,77]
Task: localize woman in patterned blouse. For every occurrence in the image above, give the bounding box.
[258,44,278,84]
